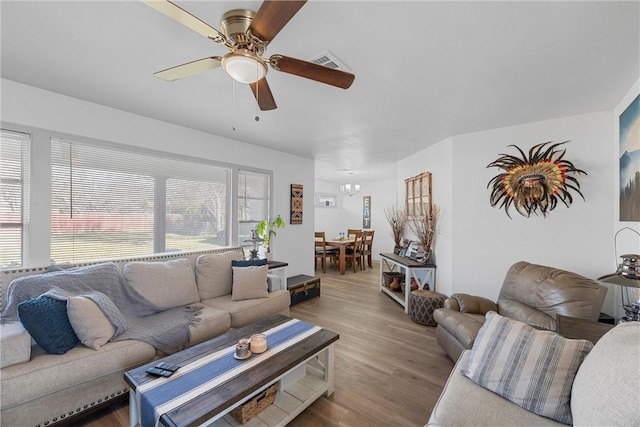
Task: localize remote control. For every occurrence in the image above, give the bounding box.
[146,367,173,377]
[155,362,180,372]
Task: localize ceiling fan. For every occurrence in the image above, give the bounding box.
[142,0,355,111]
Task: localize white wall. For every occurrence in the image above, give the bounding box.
[452,112,615,307]
[398,137,454,296]
[612,80,640,319]
[314,177,398,261]
[1,79,316,277]
[400,112,619,314]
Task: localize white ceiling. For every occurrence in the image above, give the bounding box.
[1,1,639,183]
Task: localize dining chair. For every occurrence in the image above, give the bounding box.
[315,231,337,273]
[362,230,375,269]
[345,230,365,272]
[347,228,361,238]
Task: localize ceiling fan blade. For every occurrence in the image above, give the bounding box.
[249,78,277,111]
[141,0,227,44]
[154,57,222,81]
[249,0,307,42]
[269,55,355,89]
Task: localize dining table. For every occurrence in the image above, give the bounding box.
[324,236,356,275]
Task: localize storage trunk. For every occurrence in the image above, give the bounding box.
[287,275,320,305]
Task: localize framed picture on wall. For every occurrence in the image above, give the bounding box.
[405,241,419,259]
[316,192,337,208]
[619,93,640,222]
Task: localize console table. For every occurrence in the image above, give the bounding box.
[379,252,436,313]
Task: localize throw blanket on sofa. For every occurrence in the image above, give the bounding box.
[1,262,201,354]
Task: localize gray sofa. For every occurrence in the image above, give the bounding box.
[0,247,290,426]
[428,320,639,426]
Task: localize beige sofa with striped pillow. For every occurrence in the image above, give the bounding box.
[0,247,290,427]
[427,315,639,426]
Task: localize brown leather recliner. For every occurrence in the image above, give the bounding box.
[433,261,608,361]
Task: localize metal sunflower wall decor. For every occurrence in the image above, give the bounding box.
[487,141,587,218]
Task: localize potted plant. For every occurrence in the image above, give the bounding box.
[384,206,407,254]
[256,215,285,260]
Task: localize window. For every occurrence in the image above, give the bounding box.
[237,169,270,246]
[405,172,432,217]
[50,138,230,262]
[0,130,31,268]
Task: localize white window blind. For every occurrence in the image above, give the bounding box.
[0,130,31,268]
[51,138,230,262]
[238,169,270,244]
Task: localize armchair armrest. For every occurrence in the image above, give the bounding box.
[447,293,498,315]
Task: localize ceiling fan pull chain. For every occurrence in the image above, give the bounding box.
[255,61,260,122]
[232,80,237,131]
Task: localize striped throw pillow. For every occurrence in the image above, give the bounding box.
[463,311,593,424]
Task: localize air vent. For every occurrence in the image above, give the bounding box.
[309,51,351,72]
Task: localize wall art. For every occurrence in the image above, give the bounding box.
[487,141,586,218]
[363,196,371,228]
[290,184,303,224]
[315,192,337,208]
[619,94,640,222]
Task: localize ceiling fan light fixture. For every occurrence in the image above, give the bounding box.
[221,50,267,84]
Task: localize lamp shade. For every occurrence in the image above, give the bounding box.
[599,273,640,288]
[599,254,640,287]
[221,50,267,84]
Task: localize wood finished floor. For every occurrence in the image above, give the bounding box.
[74,260,454,427]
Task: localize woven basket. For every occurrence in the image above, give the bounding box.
[383,271,404,287]
[230,383,279,424]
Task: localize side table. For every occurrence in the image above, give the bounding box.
[267,261,288,291]
[556,314,614,344]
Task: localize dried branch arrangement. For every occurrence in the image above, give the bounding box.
[384,206,407,246]
[408,204,440,254]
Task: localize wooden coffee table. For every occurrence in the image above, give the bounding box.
[125,315,339,427]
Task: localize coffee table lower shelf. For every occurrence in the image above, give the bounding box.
[208,358,328,426]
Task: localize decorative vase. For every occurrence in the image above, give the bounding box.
[390,277,401,291]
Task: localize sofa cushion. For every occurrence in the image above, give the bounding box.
[497,299,555,330]
[18,295,80,355]
[67,296,116,350]
[202,290,290,328]
[0,322,31,368]
[195,249,244,299]
[185,303,231,347]
[498,261,606,322]
[571,321,640,426]
[427,351,563,427]
[231,259,268,267]
[122,258,200,310]
[0,339,156,410]
[231,265,269,301]
[464,311,593,425]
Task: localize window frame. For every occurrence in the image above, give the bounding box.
[404,171,432,218]
[0,129,31,268]
[0,123,274,266]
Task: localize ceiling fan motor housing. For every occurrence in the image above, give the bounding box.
[220,9,265,54]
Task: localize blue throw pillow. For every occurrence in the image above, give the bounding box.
[232,259,268,267]
[18,295,80,354]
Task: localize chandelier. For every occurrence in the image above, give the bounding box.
[340,172,360,197]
